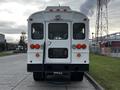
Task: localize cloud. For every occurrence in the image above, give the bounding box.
[0,21,15,27]
[0,0,7,3]
[0,24,27,34]
[80,0,111,16]
[0,0,50,5]
[80,0,96,16]
[0,0,120,36]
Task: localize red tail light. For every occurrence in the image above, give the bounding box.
[82,44,87,49]
[76,44,82,49]
[75,44,87,49]
[30,44,35,49]
[35,44,40,49]
[30,44,40,49]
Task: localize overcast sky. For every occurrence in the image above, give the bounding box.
[0,0,120,42]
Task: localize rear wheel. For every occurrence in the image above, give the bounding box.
[33,72,45,81]
[71,72,84,81]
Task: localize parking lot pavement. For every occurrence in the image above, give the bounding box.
[0,54,96,90]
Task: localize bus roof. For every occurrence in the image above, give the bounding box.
[28,6,88,21]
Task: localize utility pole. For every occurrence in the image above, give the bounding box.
[95,0,109,43]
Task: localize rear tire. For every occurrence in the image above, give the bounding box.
[71,72,84,81]
[33,72,45,81]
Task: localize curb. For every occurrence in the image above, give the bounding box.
[84,72,104,90]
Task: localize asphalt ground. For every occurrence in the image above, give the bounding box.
[0,54,96,90]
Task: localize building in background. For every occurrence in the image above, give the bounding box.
[100,32,120,57]
[0,34,6,51]
[91,32,120,57]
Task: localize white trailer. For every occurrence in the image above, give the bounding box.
[27,6,89,81]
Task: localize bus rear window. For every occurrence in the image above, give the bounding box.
[31,23,43,39]
[48,48,68,58]
[73,23,85,39]
[48,23,68,40]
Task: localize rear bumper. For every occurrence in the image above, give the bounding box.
[27,64,89,72]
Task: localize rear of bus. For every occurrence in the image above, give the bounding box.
[27,6,89,81]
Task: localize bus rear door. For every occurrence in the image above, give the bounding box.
[45,22,71,63]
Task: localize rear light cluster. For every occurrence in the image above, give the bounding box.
[73,44,87,49]
[30,44,41,49]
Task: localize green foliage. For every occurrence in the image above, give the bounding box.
[0,51,15,57]
[90,54,120,90]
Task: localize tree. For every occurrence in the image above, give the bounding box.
[18,31,27,52]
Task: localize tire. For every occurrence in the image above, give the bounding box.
[33,72,45,81]
[71,72,84,81]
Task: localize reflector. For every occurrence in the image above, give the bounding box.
[77,53,81,57]
[36,53,40,57]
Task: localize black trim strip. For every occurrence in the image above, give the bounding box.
[27,64,89,72]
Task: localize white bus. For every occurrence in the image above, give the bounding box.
[27,6,89,81]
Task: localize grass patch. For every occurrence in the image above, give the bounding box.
[0,51,15,57]
[89,53,120,90]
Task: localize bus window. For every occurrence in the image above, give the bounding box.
[73,23,85,39]
[31,23,43,39]
[48,23,68,40]
[48,48,68,58]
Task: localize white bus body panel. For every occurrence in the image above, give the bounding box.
[27,7,89,65]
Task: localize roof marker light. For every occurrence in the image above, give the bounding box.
[56,9,60,11]
[49,9,53,12]
[64,9,67,12]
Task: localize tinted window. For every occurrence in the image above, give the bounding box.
[73,23,85,39]
[48,48,68,58]
[31,23,43,39]
[48,23,68,40]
